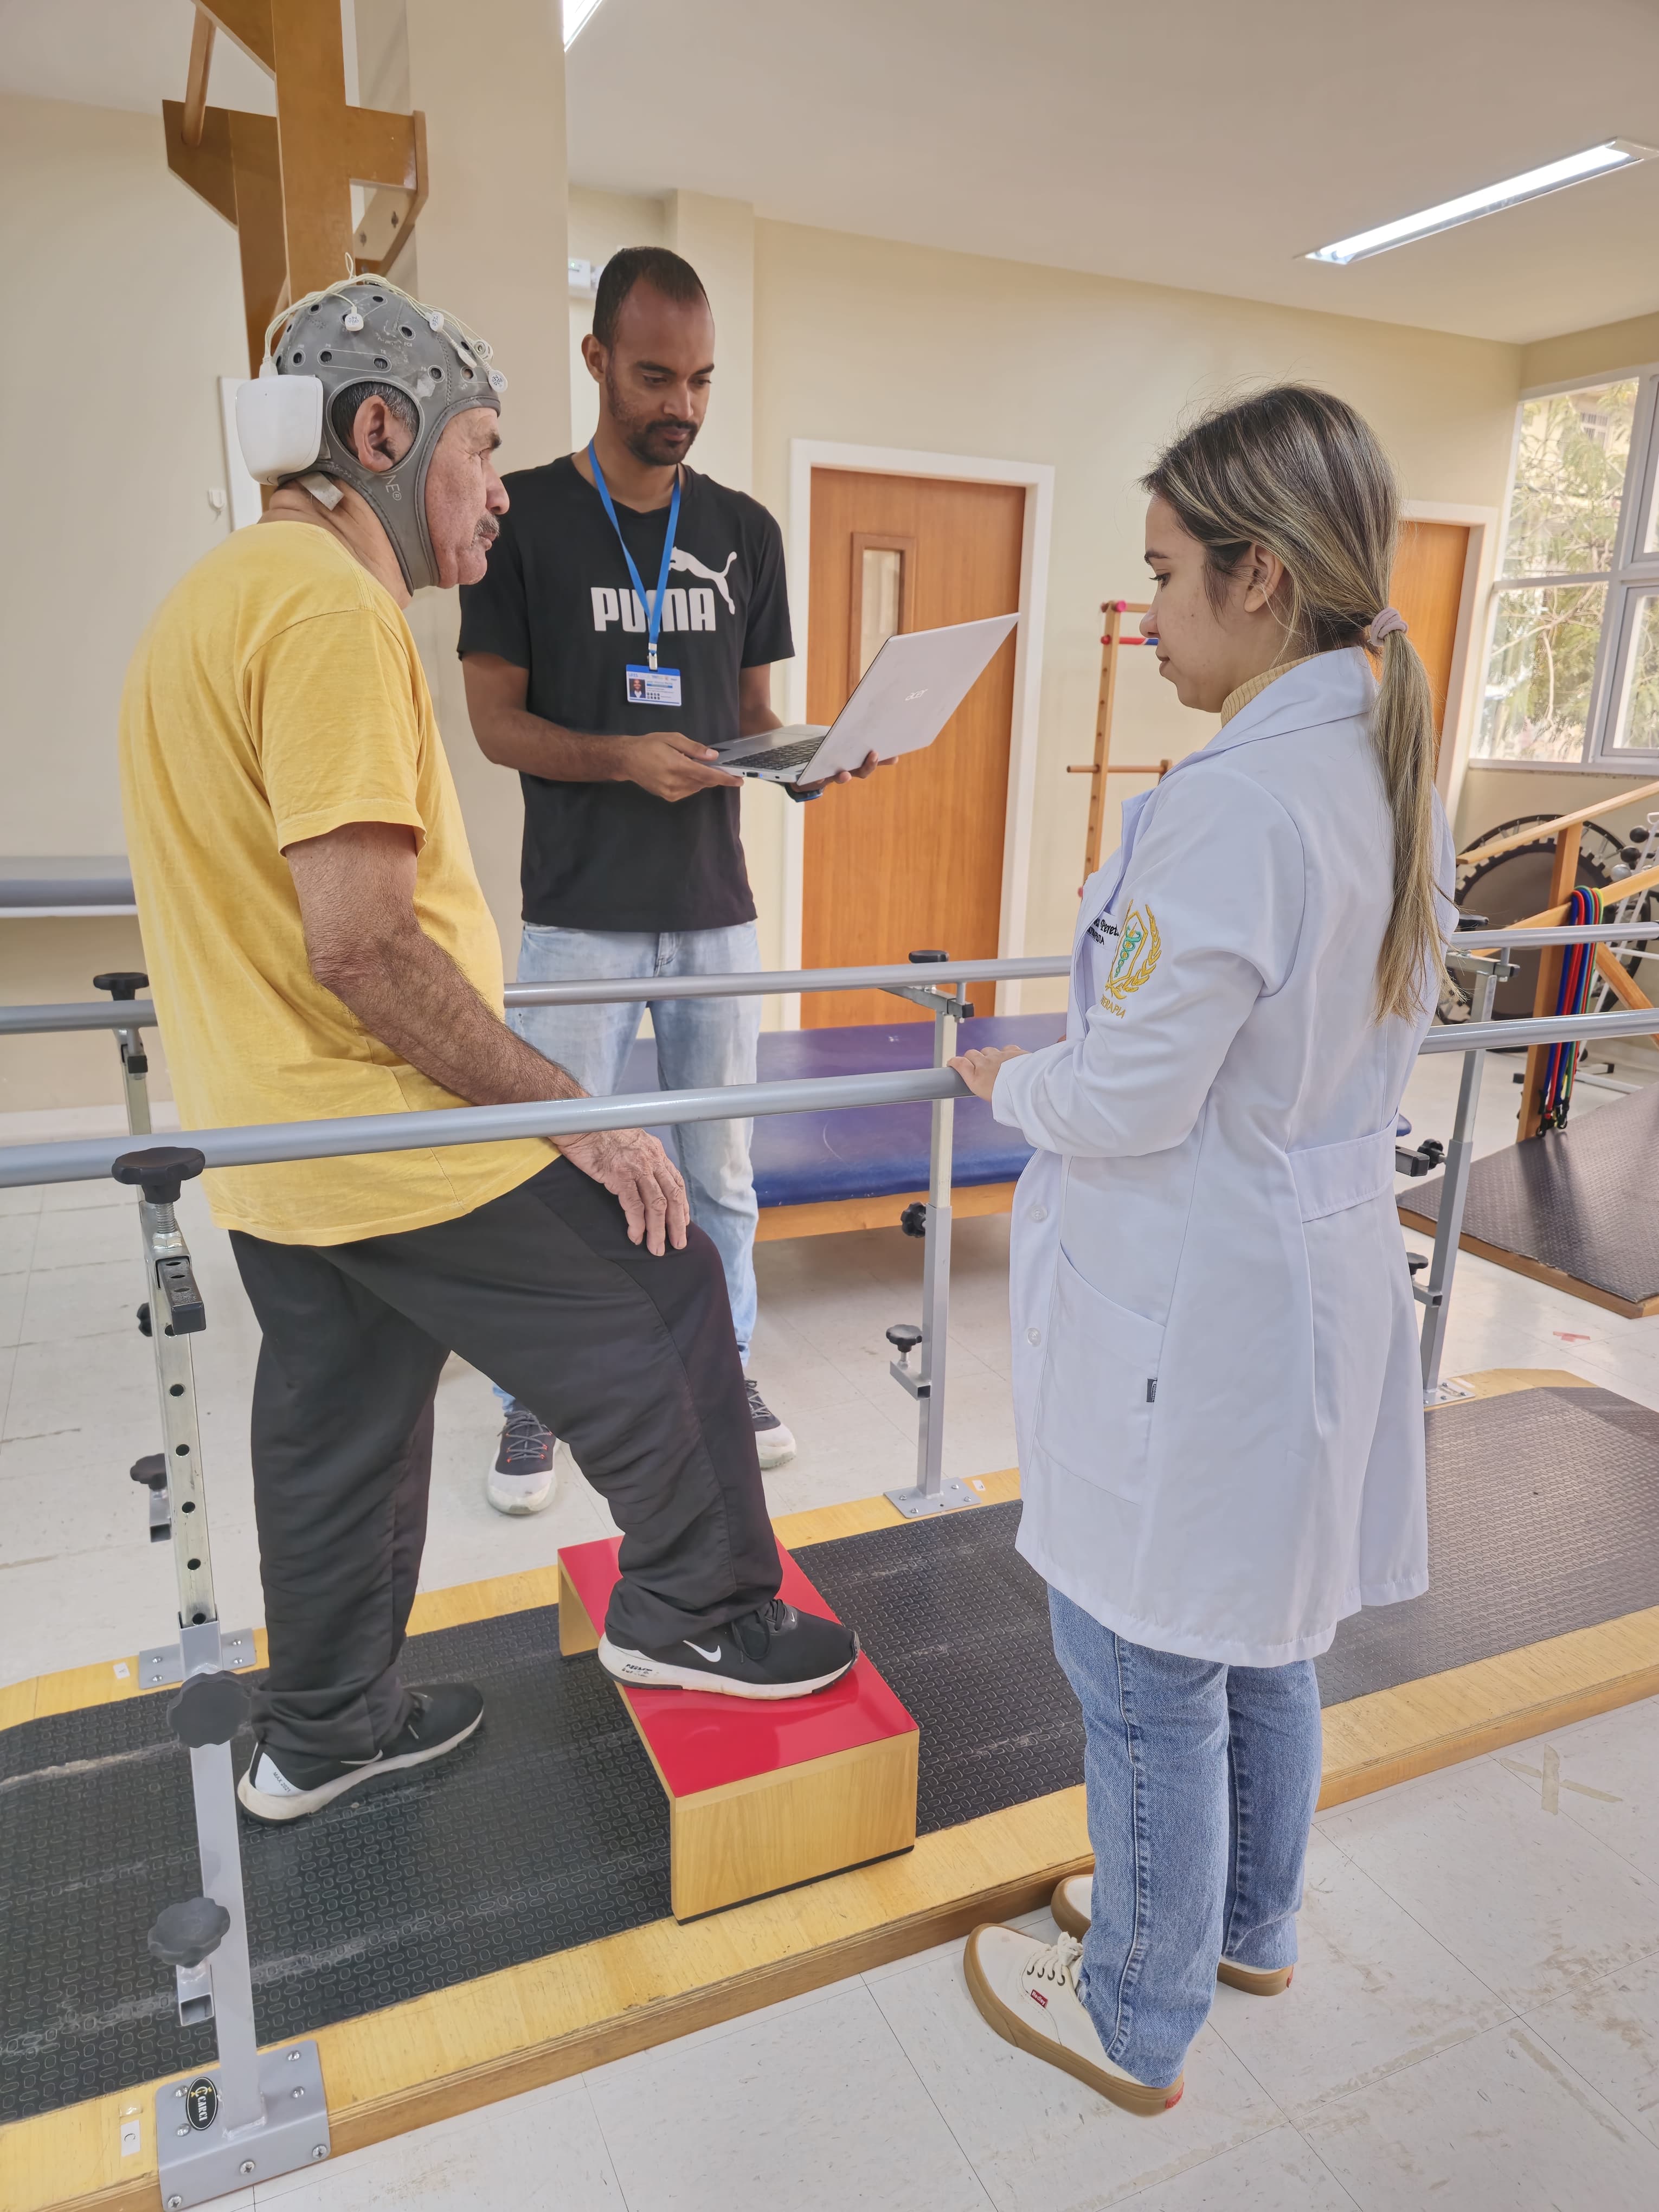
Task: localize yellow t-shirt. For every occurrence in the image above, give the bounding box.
[118,521,547,1245]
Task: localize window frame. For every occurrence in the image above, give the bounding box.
[1476,362,1659,771]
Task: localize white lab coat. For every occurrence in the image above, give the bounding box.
[994,649,1453,1666]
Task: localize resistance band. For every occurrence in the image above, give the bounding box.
[1538,884,1602,1131]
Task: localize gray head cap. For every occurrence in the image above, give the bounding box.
[263,278,505,593]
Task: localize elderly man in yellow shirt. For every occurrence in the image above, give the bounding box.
[119,281,857,1824]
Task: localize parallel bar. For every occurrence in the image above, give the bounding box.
[2,1006,1655,1190]
[1418,965,1497,1397]
[0,1069,968,1190]
[9,926,1659,1039]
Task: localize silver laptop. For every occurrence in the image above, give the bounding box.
[716,613,1019,786]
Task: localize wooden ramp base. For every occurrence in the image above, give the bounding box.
[7,1385,1659,2212]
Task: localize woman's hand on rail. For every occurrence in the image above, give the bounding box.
[556,1128,691,1256]
[948,1044,1026,1102]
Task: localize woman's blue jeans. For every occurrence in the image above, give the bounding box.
[1049,1588,1324,2088]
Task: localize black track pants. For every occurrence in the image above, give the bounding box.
[230,1160,781,1763]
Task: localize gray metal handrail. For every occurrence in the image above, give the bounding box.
[4,922,1659,1038]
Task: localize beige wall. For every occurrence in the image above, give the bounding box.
[1520,309,1659,391]
[750,220,1523,1000]
[0,93,245,1113]
[0,8,568,1114]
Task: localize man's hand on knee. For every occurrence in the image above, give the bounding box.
[559,1128,690,1256]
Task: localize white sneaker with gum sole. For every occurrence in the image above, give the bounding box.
[1050,1873,1295,1996]
[963,1924,1184,2115]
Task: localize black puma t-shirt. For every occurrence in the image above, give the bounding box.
[457,456,793,932]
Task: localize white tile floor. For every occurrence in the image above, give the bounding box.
[3,1045,1658,2208]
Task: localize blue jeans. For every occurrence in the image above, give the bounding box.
[507,922,762,1364]
[1049,1589,1323,2087]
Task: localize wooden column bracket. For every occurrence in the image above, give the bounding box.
[164,1,429,374]
[1070,599,1162,882]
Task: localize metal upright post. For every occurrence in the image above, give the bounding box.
[884,954,978,1517]
[114,1145,329,2207]
[1416,957,1500,1404]
[94,970,155,1135]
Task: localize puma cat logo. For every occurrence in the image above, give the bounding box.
[669,546,739,615]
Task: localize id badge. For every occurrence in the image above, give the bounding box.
[626,664,683,709]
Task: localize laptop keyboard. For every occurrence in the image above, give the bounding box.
[730,737,825,771]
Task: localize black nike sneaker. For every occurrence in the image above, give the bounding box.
[236,1683,484,1823]
[599,1600,859,1700]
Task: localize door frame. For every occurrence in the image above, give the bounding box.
[782,440,1055,1023]
[1399,497,1500,827]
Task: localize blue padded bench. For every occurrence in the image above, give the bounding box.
[622,1012,1066,1239]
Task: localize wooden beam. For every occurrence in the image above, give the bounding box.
[161,96,237,226]
[1458,776,1659,867]
[182,7,215,146]
[352,111,427,276]
[200,0,275,76]
[1511,857,1659,930]
[1592,942,1659,1046]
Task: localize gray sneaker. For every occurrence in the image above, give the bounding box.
[487,1403,558,1515]
[746,1378,796,1469]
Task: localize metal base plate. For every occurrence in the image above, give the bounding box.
[883,1477,982,1518]
[1424,1377,1477,1406]
[139,1631,255,1692]
[155,2039,328,2209]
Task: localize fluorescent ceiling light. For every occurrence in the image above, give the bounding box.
[564,0,607,49]
[1306,140,1654,264]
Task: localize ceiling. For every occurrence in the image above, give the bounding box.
[566,0,1659,346]
[4,1,1658,346]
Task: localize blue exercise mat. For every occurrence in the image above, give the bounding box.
[621,1012,1065,1206]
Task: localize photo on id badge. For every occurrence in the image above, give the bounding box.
[628,666,683,708]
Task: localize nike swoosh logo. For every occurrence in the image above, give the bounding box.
[684,1639,723,1662]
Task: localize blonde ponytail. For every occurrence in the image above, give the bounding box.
[1142,385,1445,1023]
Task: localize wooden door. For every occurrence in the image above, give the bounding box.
[1389,520,1470,756]
[803,470,1024,1026]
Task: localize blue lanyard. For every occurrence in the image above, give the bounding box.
[588,440,680,670]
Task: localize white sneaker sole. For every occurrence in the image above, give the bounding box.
[486,1468,558,1516]
[756,1429,796,1470]
[235,1706,484,1824]
[963,1926,1184,2115]
[597,1632,856,1700]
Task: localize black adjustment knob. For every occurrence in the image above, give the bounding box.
[136,1301,152,1338]
[131,1454,168,1491]
[1407,1252,1430,1276]
[899,1201,928,1238]
[886,1323,923,1355]
[148,1896,231,1969]
[111,1147,207,1206]
[908,949,948,963]
[168,1671,251,1750]
[93,971,149,1001]
[1418,1139,1445,1166]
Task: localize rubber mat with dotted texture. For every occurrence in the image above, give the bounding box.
[7,1384,1658,2124]
[1400,1082,1659,1306]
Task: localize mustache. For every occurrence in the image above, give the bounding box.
[474,515,501,544]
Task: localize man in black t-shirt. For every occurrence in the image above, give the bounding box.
[460,247,882,1515]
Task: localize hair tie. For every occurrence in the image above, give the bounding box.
[1368,607,1407,646]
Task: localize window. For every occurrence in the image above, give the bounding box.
[1475,371,1659,764]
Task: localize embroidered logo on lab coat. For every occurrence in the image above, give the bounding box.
[1102,902,1160,1014]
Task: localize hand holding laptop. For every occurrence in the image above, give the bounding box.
[798,747,894,791]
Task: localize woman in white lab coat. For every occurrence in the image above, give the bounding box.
[954,386,1453,2116]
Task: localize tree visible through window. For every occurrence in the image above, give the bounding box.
[1477,373,1659,765]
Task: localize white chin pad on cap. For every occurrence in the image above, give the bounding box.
[236,375,325,485]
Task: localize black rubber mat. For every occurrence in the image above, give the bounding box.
[1317,1386,1659,1703]
[796,1503,1082,1834]
[6,1384,1659,2126]
[0,1607,671,2126]
[1401,1082,1659,1306]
